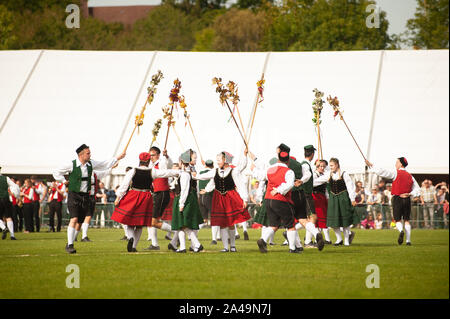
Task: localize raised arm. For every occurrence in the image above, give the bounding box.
[151,168,180,179]
[91,157,118,172]
[53,162,73,183]
[195,168,216,181]
[342,171,356,202]
[7,177,20,198]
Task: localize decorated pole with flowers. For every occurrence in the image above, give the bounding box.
[327,95,367,162]
[212,77,249,150]
[312,88,325,160]
[179,96,204,162]
[148,118,162,150]
[163,78,181,151]
[246,75,265,146]
[123,70,163,153]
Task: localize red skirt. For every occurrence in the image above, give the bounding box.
[111,190,153,226]
[161,191,175,221]
[211,189,251,228]
[312,192,328,229]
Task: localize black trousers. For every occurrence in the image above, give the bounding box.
[32,201,40,232]
[393,196,411,222]
[152,191,170,219]
[15,205,24,231]
[48,200,62,231]
[199,192,213,220]
[23,203,34,232]
[265,199,295,229]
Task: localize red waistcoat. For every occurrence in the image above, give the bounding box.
[391,170,413,196]
[23,187,33,204]
[152,162,169,192]
[265,165,293,204]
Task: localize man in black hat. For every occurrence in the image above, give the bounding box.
[53,144,126,253]
[366,157,420,245]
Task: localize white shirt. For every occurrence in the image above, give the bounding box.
[90,168,112,196]
[314,169,356,202]
[50,183,66,201]
[251,160,295,196]
[2,176,20,198]
[115,166,179,202]
[369,166,421,198]
[178,170,193,210]
[300,160,313,184]
[53,157,118,193]
[196,156,248,201]
[150,155,173,170]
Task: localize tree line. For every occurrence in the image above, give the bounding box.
[0,0,448,51]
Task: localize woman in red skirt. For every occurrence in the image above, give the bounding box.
[112,152,179,252]
[195,150,250,252]
[312,159,332,244]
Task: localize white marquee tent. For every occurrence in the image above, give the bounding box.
[0,49,448,187]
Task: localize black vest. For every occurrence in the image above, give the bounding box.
[214,168,236,194]
[131,168,153,190]
[174,172,197,196]
[329,173,347,195]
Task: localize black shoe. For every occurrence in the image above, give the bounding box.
[165,234,172,241]
[210,240,217,245]
[282,240,288,246]
[334,241,343,246]
[144,245,160,251]
[189,247,194,252]
[131,248,138,252]
[230,246,237,252]
[296,246,304,252]
[283,231,288,241]
[269,242,276,246]
[235,234,240,240]
[243,231,249,241]
[120,236,128,241]
[127,238,134,252]
[194,244,204,253]
[257,238,268,253]
[398,231,404,245]
[325,240,332,245]
[406,242,411,246]
[220,248,229,252]
[289,249,301,253]
[168,243,177,251]
[176,249,187,253]
[2,228,8,240]
[349,231,355,245]
[11,236,17,240]
[65,244,76,254]
[74,237,77,242]
[316,233,325,251]
[81,237,92,242]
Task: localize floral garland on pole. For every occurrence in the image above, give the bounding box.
[246,76,265,146]
[163,78,181,151]
[312,88,325,160]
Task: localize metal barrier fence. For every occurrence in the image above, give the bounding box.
[12,201,449,231]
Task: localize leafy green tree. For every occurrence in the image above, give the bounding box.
[263,0,392,51]
[192,28,216,51]
[404,0,449,49]
[0,5,16,49]
[235,0,274,10]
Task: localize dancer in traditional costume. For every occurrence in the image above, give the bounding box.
[314,158,356,246]
[198,160,216,244]
[0,168,20,240]
[53,144,125,254]
[47,180,66,233]
[312,159,332,244]
[366,157,420,245]
[195,150,250,252]
[170,150,204,253]
[112,152,179,252]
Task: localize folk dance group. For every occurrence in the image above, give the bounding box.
[0,142,421,254]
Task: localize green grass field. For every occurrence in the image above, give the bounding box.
[0,227,448,299]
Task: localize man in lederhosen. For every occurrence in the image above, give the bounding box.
[53,144,125,254]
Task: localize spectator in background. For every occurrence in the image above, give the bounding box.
[361,214,375,229]
[354,181,366,225]
[367,187,383,218]
[411,195,422,229]
[383,183,393,228]
[420,179,438,229]
[15,180,24,232]
[375,213,383,230]
[20,179,34,233]
[377,180,386,193]
[436,187,447,229]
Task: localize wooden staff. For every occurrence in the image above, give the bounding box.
[316,114,323,160]
[336,111,367,162]
[163,104,174,151]
[225,100,248,150]
[172,124,184,150]
[234,103,247,143]
[123,107,145,153]
[247,73,264,146]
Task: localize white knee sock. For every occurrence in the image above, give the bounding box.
[396,222,404,232]
[7,221,14,237]
[170,231,179,247]
[126,226,135,240]
[241,222,248,232]
[178,230,186,251]
[81,223,89,239]
[74,230,79,242]
[262,227,274,243]
[305,221,319,237]
[322,227,331,242]
[0,220,6,230]
[295,231,303,248]
[187,229,201,249]
[229,228,236,247]
[220,228,229,250]
[333,227,342,243]
[234,224,239,236]
[123,224,128,238]
[405,223,411,243]
[295,223,302,230]
[67,226,75,245]
[305,230,313,244]
[211,226,220,240]
[343,227,350,246]
[133,227,142,248]
[269,228,275,244]
[287,230,297,251]
[151,227,159,246]
[161,222,172,232]
[146,226,152,240]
